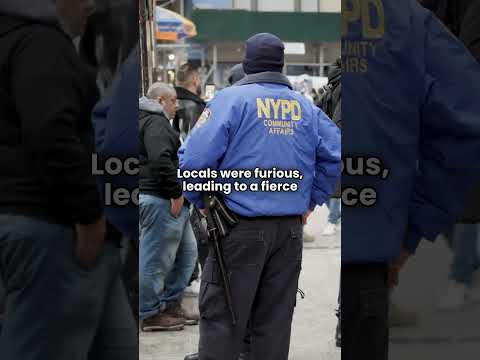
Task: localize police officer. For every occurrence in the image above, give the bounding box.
[179,33,341,360]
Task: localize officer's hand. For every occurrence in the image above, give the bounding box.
[302,210,313,225]
[75,215,106,269]
[387,248,410,288]
[170,196,184,218]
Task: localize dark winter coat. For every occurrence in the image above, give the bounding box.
[173,86,206,141]
[0,13,102,225]
[139,97,182,200]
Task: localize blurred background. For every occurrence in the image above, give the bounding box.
[140,0,340,97]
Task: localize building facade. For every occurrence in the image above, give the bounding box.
[158,0,340,89]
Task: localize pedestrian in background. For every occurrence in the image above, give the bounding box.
[174,63,206,141]
[173,63,208,297]
[317,58,342,237]
[139,83,199,331]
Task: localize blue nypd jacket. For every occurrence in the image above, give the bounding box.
[178,72,341,217]
[343,0,480,263]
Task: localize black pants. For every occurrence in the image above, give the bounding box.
[341,263,389,360]
[198,215,303,360]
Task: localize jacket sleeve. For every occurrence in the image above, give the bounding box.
[310,107,342,209]
[143,118,182,199]
[12,29,102,225]
[178,93,234,209]
[405,14,480,254]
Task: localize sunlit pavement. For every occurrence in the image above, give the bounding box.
[140,205,341,360]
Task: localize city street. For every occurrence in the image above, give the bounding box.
[140,205,341,360]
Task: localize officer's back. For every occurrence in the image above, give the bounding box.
[342,0,480,263]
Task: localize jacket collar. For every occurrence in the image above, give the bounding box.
[235,71,293,89]
[174,86,206,106]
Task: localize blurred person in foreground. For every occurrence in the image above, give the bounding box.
[342,1,480,359]
[92,45,140,320]
[0,0,137,359]
[419,0,480,311]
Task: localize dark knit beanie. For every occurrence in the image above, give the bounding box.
[242,33,285,74]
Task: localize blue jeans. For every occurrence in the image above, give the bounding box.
[449,224,480,287]
[0,214,137,360]
[327,198,341,225]
[139,194,197,320]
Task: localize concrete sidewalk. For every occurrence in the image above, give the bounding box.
[140,206,341,360]
[390,234,480,360]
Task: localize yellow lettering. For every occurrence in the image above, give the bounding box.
[362,0,384,39]
[342,0,385,39]
[342,0,361,36]
[291,101,301,121]
[270,99,281,119]
[257,98,270,118]
[281,100,291,120]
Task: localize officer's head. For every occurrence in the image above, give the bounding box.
[177,63,202,96]
[147,82,178,120]
[243,33,285,75]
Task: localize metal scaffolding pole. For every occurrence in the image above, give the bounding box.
[319,44,325,77]
[213,44,219,87]
[140,0,156,95]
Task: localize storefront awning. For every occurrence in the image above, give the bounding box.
[190,9,340,42]
[157,7,197,41]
